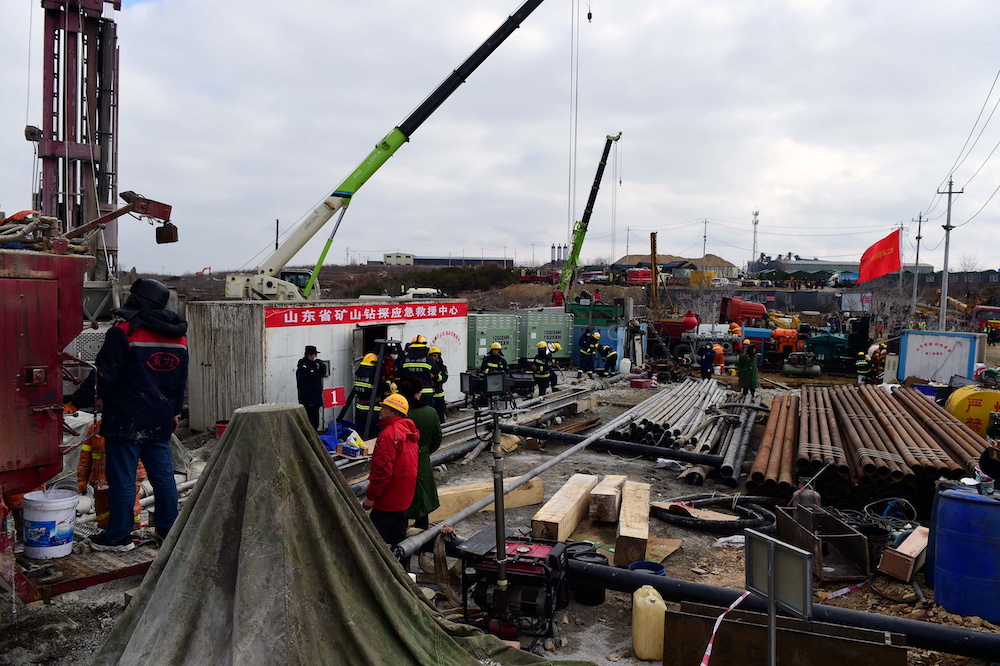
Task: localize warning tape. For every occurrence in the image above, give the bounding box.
[700,590,751,666]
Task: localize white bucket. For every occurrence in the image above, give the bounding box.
[23,489,80,559]
[619,358,632,375]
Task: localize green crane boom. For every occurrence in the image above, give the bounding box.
[557,132,621,293]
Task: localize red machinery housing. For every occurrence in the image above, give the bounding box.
[463,538,568,639]
[1,250,94,495]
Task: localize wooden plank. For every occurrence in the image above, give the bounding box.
[589,475,628,522]
[615,481,650,567]
[428,478,544,523]
[531,474,600,541]
[651,501,739,522]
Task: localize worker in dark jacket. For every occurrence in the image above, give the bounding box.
[480,342,509,374]
[70,278,187,551]
[855,352,872,385]
[296,345,325,430]
[428,346,448,422]
[578,330,599,378]
[398,335,438,402]
[532,341,554,395]
[597,344,618,377]
[698,344,715,380]
[353,353,387,438]
[736,340,759,397]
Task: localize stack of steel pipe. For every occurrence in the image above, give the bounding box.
[891,387,990,475]
[717,393,763,487]
[830,385,915,490]
[610,379,732,450]
[796,386,850,479]
[746,394,800,495]
[859,385,963,479]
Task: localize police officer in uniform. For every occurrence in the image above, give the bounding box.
[296,345,325,430]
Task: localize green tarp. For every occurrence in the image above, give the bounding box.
[94,403,594,666]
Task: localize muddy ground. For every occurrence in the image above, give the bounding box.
[2,372,998,664]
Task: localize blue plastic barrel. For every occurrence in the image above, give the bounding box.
[925,485,975,588]
[933,489,1000,622]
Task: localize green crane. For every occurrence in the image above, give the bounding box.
[557,132,622,293]
[226,0,546,300]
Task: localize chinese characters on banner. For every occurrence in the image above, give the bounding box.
[264,302,468,328]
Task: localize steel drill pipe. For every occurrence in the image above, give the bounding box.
[817,387,851,477]
[891,387,983,473]
[762,397,792,492]
[828,388,877,481]
[776,394,799,493]
[836,385,903,480]
[837,386,911,484]
[565,561,1000,662]
[899,386,993,452]
[721,396,761,488]
[862,385,959,477]
[749,395,784,485]
[719,395,762,481]
[497,424,724,467]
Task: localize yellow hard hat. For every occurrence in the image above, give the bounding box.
[410,335,427,345]
[743,339,751,345]
[361,353,378,366]
[593,332,601,340]
[553,342,562,351]
[537,341,548,349]
[490,342,502,350]
[380,393,409,416]
[429,346,441,354]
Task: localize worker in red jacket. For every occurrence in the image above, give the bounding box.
[362,393,420,546]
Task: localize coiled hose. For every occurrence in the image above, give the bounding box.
[650,493,778,534]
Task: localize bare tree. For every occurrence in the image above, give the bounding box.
[958,253,981,273]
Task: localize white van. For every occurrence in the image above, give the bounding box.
[710,277,730,287]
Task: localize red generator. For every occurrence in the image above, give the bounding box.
[463,538,568,639]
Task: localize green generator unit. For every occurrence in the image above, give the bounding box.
[517,311,575,363]
[565,301,624,328]
[467,313,520,368]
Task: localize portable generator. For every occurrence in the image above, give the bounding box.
[462,538,569,639]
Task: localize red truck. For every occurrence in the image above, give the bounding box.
[519,269,560,284]
[625,267,653,285]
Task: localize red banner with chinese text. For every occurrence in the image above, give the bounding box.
[857,229,901,283]
[264,302,468,328]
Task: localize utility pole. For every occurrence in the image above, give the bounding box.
[751,210,759,277]
[938,178,962,331]
[702,218,708,269]
[625,226,630,260]
[910,213,923,318]
[275,219,280,251]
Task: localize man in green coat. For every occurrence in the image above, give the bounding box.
[736,340,759,398]
[399,377,442,529]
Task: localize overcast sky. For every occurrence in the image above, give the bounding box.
[3,0,1000,276]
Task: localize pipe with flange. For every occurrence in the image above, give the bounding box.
[566,560,1000,662]
[496,424,724,467]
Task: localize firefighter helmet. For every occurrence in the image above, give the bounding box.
[743,339,751,345]
[593,332,601,340]
[428,346,441,355]
[380,393,409,416]
[537,341,548,349]
[360,353,378,367]
[411,335,427,345]
[490,342,502,350]
[858,351,867,357]
[552,342,562,352]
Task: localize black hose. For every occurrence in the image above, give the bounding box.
[649,493,778,534]
[566,561,1000,662]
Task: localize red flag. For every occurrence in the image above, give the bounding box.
[857,229,901,283]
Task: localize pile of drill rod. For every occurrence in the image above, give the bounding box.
[605,378,763,485]
[747,385,988,508]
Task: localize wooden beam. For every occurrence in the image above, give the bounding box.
[615,481,651,567]
[589,474,628,522]
[428,478,544,523]
[531,474,600,541]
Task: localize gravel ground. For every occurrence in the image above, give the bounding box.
[2,376,997,665]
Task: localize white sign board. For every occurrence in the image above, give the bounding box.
[898,330,979,383]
